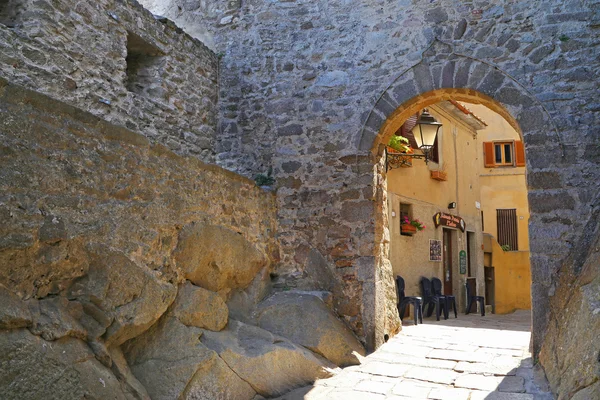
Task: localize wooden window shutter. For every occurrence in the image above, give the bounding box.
[399,113,419,149]
[514,141,526,167]
[430,133,439,163]
[483,142,495,167]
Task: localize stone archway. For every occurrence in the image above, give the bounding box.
[358,46,561,358]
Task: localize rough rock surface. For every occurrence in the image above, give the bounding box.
[108,346,151,400]
[69,245,177,347]
[174,222,268,294]
[226,267,272,324]
[0,284,32,329]
[256,291,366,367]
[539,230,600,399]
[123,315,255,400]
[29,296,87,341]
[0,329,130,400]
[201,319,337,397]
[171,281,228,331]
[0,77,276,399]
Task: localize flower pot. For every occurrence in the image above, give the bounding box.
[430,170,447,181]
[401,224,417,235]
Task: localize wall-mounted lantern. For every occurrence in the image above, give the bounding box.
[386,108,442,170]
[412,109,442,163]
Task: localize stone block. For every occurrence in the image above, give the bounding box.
[404,366,459,384]
[391,79,418,106]
[354,379,394,394]
[498,376,526,393]
[427,349,493,363]
[428,387,471,400]
[469,391,534,400]
[360,361,410,377]
[454,374,503,391]
[413,64,434,93]
[527,171,562,189]
[528,191,576,213]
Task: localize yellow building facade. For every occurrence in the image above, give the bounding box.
[469,103,532,314]
[387,102,486,313]
[387,101,532,317]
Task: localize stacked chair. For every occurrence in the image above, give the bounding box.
[396,275,423,325]
[432,277,457,318]
[420,277,448,321]
[465,282,486,316]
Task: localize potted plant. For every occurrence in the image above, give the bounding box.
[401,216,426,235]
[387,136,414,168]
[388,135,412,153]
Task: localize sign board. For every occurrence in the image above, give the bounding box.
[459,250,467,274]
[433,212,466,232]
[429,240,442,262]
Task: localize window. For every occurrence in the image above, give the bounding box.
[494,142,513,165]
[497,209,518,251]
[125,32,165,96]
[400,203,412,236]
[483,141,525,168]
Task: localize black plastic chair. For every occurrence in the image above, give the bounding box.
[420,277,447,321]
[396,276,423,325]
[432,277,457,318]
[465,282,485,316]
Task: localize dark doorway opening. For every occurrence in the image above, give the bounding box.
[443,228,453,296]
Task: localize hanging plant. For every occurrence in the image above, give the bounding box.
[388,135,413,153]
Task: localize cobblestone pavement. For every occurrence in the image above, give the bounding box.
[277,310,555,400]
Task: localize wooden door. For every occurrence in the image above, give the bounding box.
[443,229,453,295]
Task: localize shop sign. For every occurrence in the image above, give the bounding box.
[433,212,466,232]
[459,250,467,274]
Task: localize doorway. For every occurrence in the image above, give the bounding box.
[443,229,453,295]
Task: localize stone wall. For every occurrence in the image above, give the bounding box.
[0,0,218,161]
[140,0,600,393]
[0,78,280,398]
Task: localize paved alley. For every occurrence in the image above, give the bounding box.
[277,310,555,400]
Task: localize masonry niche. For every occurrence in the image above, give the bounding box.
[125,31,166,97]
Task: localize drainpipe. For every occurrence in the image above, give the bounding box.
[453,126,459,214]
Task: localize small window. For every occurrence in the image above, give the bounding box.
[125,32,165,96]
[483,141,525,168]
[494,142,513,166]
[497,209,518,251]
[400,203,413,236]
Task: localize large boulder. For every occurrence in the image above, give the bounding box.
[255,292,366,367]
[201,319,337,397]
[123,315,256,400]
[539,231,600,398]
[174,223,268,294]
[171,281,228,331]
[68,245,177,347]
[226,267,271,324]
[0,328,130,400]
